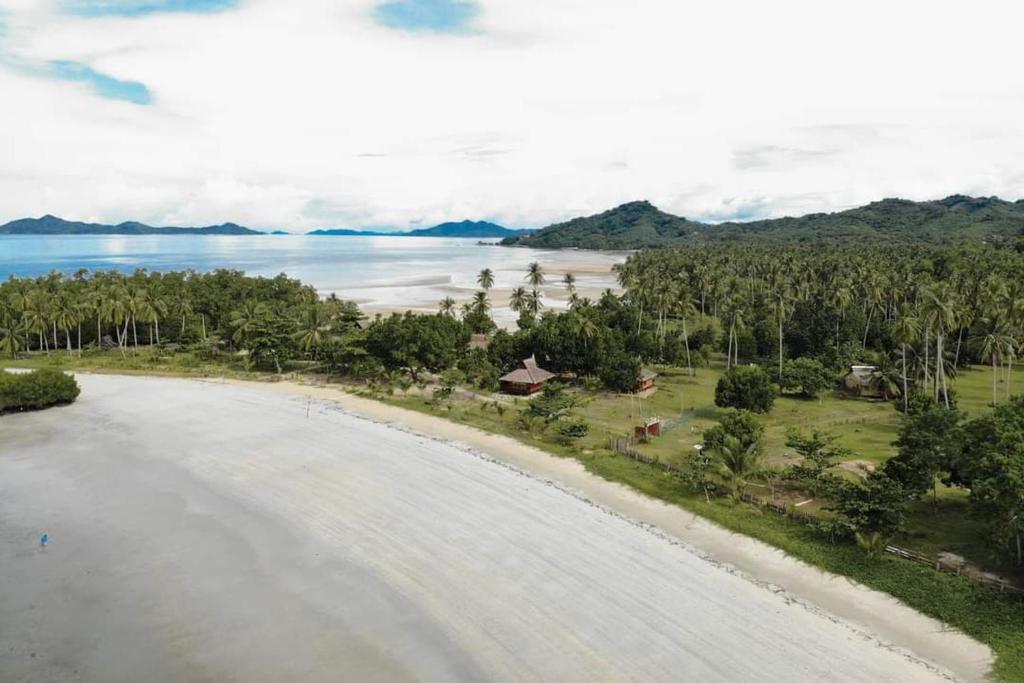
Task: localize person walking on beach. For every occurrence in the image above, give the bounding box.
[39,531,48,551]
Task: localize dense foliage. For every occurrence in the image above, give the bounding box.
[714,366,777,413]
[503,195,1024,249]
[0,368,80,412]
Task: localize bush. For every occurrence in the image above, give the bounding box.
[556,417,590,445]
[779,357,832,399]
[598,353,641,393]
[702,409,764,456]
[714,365,777,413]
[0,369,81,412]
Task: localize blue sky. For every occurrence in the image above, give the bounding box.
[63,0,237,17]
[373,0,478,33]
[49,60,152,104]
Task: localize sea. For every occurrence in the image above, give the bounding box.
[0,234,626,323]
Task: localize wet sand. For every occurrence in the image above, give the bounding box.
[0,374,991,682]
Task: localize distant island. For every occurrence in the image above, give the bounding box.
[309,220,532,239]
[0,215,262,235]
[0,215,533,239]
[501,195,1024,249]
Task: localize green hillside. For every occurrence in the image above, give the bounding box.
[0,215,261,235]
[502,195,1024,248]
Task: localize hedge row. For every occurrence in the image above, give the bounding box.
[0,369,81,412]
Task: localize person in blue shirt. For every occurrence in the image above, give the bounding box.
[39,531,48,551]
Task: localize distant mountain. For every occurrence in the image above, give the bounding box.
[308,219,531,238]
[501,196,1024,249]
[0,215,262,235]
[501,201,702,249]
[307,228,388,236]
[407,220,529,238]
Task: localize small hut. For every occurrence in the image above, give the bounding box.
[844,364,881,398]
[636,369,658,393]
[469,333,491,350]
[499,356,555,395]
[634,417,662,442]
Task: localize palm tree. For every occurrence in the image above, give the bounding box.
[772,283,792,379]
[294,304,330,356]
[471,290,490,315]
[562,272,576,297]
[890,308,920,412]
[0,309,27,358]
[674,290,697,377]
[229,300,267,347]
[974,325,1016,407]
[438,297,456,317]
[713,434,760,499]
[477,268,495,291]
[526,262,545,289]
[525,289,543,318]
[509,287,528,313]
[571,313,598,350]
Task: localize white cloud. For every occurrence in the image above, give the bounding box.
[0,0,1022,229]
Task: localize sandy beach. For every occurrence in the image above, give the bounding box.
[0,374,992,682]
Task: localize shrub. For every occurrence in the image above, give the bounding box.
[714,365,777,413]
[0,369,81,412]
[779,357,832,399]
[598,353,641,393]
[556,417,590,445]
[702,409,764,456]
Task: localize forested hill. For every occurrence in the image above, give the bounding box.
[309,220,530,238]
[0,215,261,235]
[501,195,1024,248]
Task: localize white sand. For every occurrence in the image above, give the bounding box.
[0,374,992,682]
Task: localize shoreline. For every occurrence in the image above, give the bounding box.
[225,374,994,682]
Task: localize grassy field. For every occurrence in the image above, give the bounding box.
[5,348,1024,680]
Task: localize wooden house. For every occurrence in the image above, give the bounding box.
[843,364,882,398]
[499,356,555,395]
[636,369,658,392]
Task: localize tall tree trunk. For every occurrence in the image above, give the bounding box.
[66,329,71,353]
[132,316,139,352]
[902,343,909,413]
[682,318,692,377]
[77,323,81,355]
[155,318,160,345]
[726,323,733,369]
[954,327,964,368]
[201,315,206,340]
[52,321,58,349]
[993,353,998,407]
[96,314,102,348]
[924,328,930,395]
[862,306,873,348]
[778,313,784,379]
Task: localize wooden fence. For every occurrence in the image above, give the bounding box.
[607,436,1022,598]
[885,545,1024,596]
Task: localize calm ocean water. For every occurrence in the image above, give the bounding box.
[0,235,624,318]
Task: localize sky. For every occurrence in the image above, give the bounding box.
[0,0,1022,230]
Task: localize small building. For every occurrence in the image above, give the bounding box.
[469,333,491,350]
[636,369,658,393]
[634,417,662,442]
[499,356,555,395]
[354,317,373,331]
[844,364,881,398]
